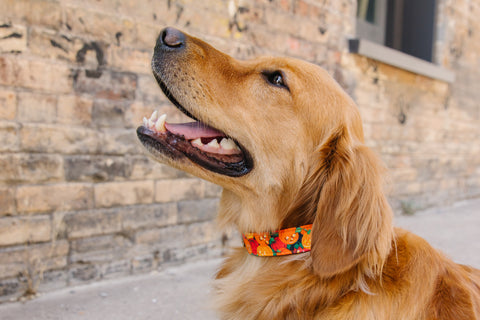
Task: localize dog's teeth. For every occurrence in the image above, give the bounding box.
[148,119,155,128]
[150,110,158,122]
[220,138,240,151]
[207,139,220,148]
[155,114,167,132]
[143,117,148,127]
[192,138,203,147]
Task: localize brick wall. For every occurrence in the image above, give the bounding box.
[0,0,479,301]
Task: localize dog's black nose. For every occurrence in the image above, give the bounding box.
[158,27,185,49]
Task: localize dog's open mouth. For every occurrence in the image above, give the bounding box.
[136,99,253,177]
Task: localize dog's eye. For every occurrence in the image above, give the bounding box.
[269,72,284,86]
[263,71,288,90]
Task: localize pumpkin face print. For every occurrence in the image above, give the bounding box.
[278,229,300,245]
[301,230,311,249]
[255,233,271,246]
[257,245,273,256]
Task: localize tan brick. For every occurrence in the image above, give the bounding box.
[177,198,218,224]
[27,27,82,62]
[0,0,62,29]
[17,154,64,183]
[65,208,122,239]
[20,124,99,154]
[0,56,73,93]
[69,234,132,263]
[37,269,68,292]
[0,187,15,216]
[0,216,52,246]
[204,182,222,198]
[136,74,167,105]
[0,24,27,53]
[135,224,187,246]
[64,155,130,182]
[100,128,143,155]
[16,183,93,214]
[0,122,19,153]
[0,90,16,120]
[94,180,154,208]
[0,154,63,183]
[122,203,177,229]
[135,22,162,50]
[109,47,151,74]
[129,156,187,180]
[185,220,219,246]
[92,99,129,128]
[115,0,168,25]
[155,178,205,203]
[68,263,100,284]
[73,69,137,100]
[70,234,129,257]
[0,154,17,182]
[136,220,218,248]
[17,92,57,123]
[0,241,69,278]
[102,260,130,279]
[64,7,136,45]
[57,95,93,126]
[125,101,155,129]
[172,6,230,40]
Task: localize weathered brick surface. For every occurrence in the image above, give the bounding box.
[0,154,64,184]
[0,90,16,120]
[0,241,69,279]
[99,128,143,155]
[68,263,100,285]
[65,208,123,239]
[155,178,205,203]
[0,187,15,216]
[0,278,21,302]
[0,24,27,53]
[0,216,52,246]
[57,95,94,126]
[177,199,219,224]
[122,203,178,230]
[0,56,73,93]
[16,183,93,214]
[20,124,100,154]
[0,122,19,153]
[0,0,478,300]
[70,235,133,265]
[17,92,57,124]
[64,155,130,182]
[94,180,154,208]
[73,70,137,100]
[0,0,63,30]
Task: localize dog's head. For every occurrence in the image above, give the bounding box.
[137,28,392,278]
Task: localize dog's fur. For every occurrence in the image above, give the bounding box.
[142,29,480,319]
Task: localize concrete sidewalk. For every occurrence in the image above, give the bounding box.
[1,198,479,320]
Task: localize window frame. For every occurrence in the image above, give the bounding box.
[356,0,388,45]
[351,0,454,83]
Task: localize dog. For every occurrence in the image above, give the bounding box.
[137,27,480,319]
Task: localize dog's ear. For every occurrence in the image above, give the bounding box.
[285,127,393,278]
[311,127,393,277]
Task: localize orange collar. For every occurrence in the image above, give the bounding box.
[242,224,312,257]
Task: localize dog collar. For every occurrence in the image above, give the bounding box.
[242,224,312,257]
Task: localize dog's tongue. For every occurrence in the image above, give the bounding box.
[165,122,226,140]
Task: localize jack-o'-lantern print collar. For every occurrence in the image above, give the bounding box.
[242,225,312,257]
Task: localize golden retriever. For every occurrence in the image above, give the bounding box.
[137,27,480,319]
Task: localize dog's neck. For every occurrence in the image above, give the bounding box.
[218,187,298,234]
